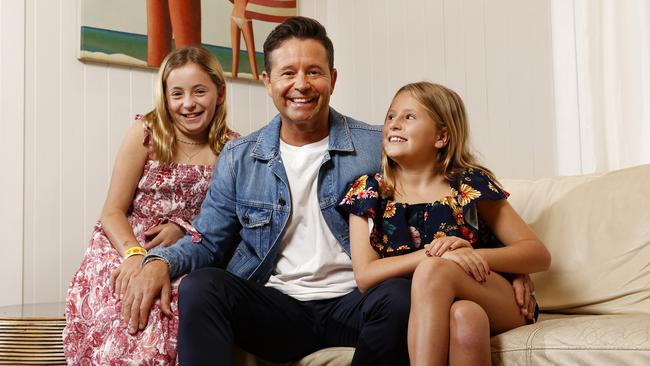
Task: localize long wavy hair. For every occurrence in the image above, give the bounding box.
[140,46,230,164]
[380,82,500,198]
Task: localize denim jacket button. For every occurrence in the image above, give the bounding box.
[242,214,250,225]
[278,197,286,206]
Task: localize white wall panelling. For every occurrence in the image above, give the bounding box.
[0,0,26,307]
[3,0,561,305]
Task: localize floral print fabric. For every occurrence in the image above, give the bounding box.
[339,168,508,257]
[63,125,237,365]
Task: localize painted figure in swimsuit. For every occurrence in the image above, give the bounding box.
[230,0,259,79]
[147,0,202,67]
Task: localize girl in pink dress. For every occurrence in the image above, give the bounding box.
[64,46,238,365]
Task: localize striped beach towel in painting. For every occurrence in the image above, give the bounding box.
[230,0,297,23]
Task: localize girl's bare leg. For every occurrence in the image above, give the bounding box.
[449,300,491,366]
[408,257,526,366]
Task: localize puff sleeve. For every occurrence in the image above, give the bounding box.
[338,174,381,219]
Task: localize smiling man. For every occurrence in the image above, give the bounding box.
[121,16,411,365]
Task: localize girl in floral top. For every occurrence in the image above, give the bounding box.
[339,82,551,366]
[64,46,238,365]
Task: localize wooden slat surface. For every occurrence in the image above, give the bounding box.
[0,316,65,365]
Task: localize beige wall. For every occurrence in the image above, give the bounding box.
[0,0,556,306]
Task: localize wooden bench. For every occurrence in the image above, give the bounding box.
[0,302,66,365]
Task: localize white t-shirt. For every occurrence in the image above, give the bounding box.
[265,137,356,300]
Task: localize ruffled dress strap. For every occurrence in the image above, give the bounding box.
[449,168,508,239]
[136,114,155,160]
[338,174,382,218]
[226,129,241,140]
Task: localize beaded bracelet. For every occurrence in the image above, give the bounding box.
[124,246,147,259]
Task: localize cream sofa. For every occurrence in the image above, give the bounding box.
[239,164,650,365]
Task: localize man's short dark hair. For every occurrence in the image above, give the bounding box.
[263,16,334,72]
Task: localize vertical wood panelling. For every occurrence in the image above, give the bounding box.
[508,1,539,178]
[130,68,155,117]
[423,0,447,85]
[0,0,26,306]
[230,81,253,134]
[462,0,489,162]
[443,0,468,94]
[28,0,62,303]
[249,81,270,132]
[368,0,391,125]
[107,66,132,174]
[348,0,375,122]
[59,0,85,295]
[22,0,36,305]
[326,2,357,119]
[3,0,560,306]
[83,63,110,261]
[484,0,515,178]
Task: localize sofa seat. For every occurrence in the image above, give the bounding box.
[238,164,650,366]
[491,313,650,365]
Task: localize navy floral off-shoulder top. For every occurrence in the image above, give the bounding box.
[338,168,509,258]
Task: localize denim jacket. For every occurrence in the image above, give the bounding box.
[147,108,382,284]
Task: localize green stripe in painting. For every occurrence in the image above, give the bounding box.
[80,26,264,74]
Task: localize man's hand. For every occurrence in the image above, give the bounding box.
[121,259,172,335]
[110,255,143,299]
[512,274,537,322]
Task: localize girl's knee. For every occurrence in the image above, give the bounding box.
[412,257,456,291]
[449,300,489,349]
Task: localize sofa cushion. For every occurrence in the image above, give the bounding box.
[491,313,650,365]
[234,347,354,366]
[501,164,650,315]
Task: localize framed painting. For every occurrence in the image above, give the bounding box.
[79,0,297,80]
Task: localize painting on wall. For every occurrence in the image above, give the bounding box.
[79,0,297,80]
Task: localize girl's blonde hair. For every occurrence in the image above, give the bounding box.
[141,46,230,164]
[381,81,500,197]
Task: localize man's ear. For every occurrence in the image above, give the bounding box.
[329,68,337,93]
[262,71,273,97]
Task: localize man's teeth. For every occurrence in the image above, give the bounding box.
[291,98,313,103]
[389,136,406,142]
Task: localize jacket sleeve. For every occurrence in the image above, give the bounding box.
[147,144,241,279]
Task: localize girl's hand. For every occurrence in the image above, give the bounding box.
[424,235,471,256]
[439,247,490,282]
[110,255,144,298]
[143,222,185,250]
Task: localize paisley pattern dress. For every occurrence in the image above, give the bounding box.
[64,125,237,365]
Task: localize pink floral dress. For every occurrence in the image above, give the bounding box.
[64,126,237,365]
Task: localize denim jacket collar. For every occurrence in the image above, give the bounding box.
[251,108,354,161]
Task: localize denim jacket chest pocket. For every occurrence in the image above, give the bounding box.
[236,203,273,258]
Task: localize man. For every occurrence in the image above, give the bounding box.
[122,16,536,365]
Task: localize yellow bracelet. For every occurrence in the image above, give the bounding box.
[124,246,147,259]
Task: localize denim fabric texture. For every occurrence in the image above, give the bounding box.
[147,108,382,283]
